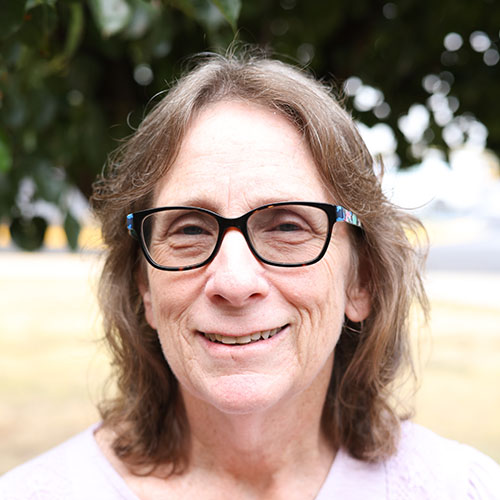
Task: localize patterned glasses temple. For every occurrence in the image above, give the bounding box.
[335,206,361,228]
[126,213,136,238]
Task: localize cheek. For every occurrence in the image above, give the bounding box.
[147,278,201,382]
[144,274,203,362]
[287,247,348,318]
[147,272,199,324]
[278,259,348,365]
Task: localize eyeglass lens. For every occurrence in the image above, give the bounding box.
[141,204,330,268]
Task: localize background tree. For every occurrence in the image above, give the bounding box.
[1,0,498,249]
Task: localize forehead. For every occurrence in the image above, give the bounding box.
[154,100,332,213]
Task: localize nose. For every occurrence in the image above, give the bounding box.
[204,229,270,307]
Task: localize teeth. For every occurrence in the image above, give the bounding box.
[203,326,285,345]
[236,335,252,344]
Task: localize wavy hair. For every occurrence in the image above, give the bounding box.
[91,50,428,473]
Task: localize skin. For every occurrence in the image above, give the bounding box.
[97,100,371,499]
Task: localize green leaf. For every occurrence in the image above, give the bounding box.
[26,0,58,8]
[9,215,47,251]
[62,2,84,60]
[17,3,58,49]
[168,0,197,18]
[0,133,13,173]
[63,211,80,250]
[211,0,240,30]
[170,0,228,33]
[88,0,132,37]
[0,0,28,39]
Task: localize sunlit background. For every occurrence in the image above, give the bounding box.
[1,0,500,475]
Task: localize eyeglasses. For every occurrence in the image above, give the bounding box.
[127,201,361,271]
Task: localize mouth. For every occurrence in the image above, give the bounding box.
[200,325,288,345]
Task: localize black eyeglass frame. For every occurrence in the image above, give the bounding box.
[126,201,362,271]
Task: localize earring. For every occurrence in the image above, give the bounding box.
[343,317,363,336]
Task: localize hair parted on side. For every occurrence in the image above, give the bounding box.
[91,48,428,474]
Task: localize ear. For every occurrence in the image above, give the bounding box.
[136,267,157,330]
[345,283,371,323]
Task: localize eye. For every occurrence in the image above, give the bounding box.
[274,222,303,232]
[265,211,310,233]
[177,224,207,236]
[146,210,217,243]
[250,207,315,234]
[169,218,214,238]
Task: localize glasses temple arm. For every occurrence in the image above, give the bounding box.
[126,213,139,239]
[335,206,362,228]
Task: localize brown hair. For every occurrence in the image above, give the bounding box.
[91,49,428,472]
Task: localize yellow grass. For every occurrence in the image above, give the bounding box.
[0,253,499,474]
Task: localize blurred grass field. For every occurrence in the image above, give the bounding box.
[0,251,499,474]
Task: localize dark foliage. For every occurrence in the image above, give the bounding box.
[1,0,498,249]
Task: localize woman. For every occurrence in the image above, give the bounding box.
[1,52,499,499]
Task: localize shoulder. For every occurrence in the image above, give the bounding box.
[386,421,500,499]
[0,425,137,500]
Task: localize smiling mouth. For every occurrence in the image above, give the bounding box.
[201,325,288,345]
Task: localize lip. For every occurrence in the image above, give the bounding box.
[197,324,289,350]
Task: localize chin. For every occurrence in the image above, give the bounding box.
[194,373,294,416]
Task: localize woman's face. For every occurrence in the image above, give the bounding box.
[139,100,370,416]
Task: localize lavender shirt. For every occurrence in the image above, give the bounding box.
[1,422,499,499]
